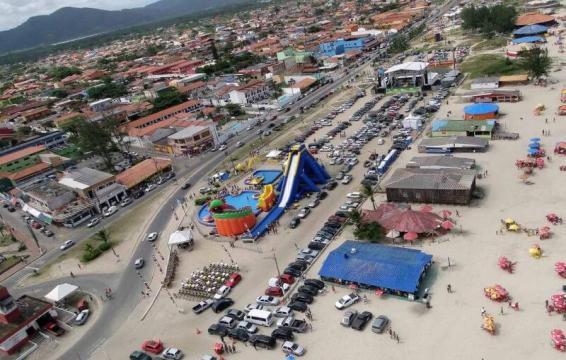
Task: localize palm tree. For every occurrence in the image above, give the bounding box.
[361,184,377,211]
[95,229,109,243]
[349,209,362,227]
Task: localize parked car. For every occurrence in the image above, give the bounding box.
[181,182,192,190]
[341,309,358,327]
[86,217,100,228]
[283,267,302,277]
[351,311,373,330]
[335,293,360,309]
[346,192,362,199]
[218,316,237,328]
[211,298,234,313]
[273,306,293,318]
[297,207,310,219]
[103,206,118,217]
[144,184,157,192]
[213,285,231,300]
[281,341,305,356]
[162,347,184,360]
[142,339,164,354]
[291,292,313,304]
[289,217,300,229]
[297,285,319,297]
[237,320,258,334]
[208,323,229,336]
[248,334,276,349]
[265,286,284,297]
[224,273,242,288]
[120,197,133,207]
[307,199,320,208]
[341,175,353,184]
[271,327,294,341]
[256,295,280,306]
[60,240,75,251]
[304,279,325,290]
[192,299,214,314]
[227,328,249,341]
[42,228,54,237]
[224,309,245,321]
[130,350,152,360]
[371,315,390,334]
[288,300,307,312]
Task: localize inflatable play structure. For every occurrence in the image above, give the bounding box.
[208,199,256,237]
[249,144,330,238]
[258,184,276,212]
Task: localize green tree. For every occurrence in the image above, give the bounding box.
[49,89,68,98]
[16,126,32,138]
[519,46,552,80]
[361,184,377,211]
[94,229,110,243]
[49,66,81,81]
[353,222,384,243]
[68,118,120,171]
[389,34,409,54]
[307,25,322,33]
[87,80,127,100]
[152,87,185,112]
[461,5,517,36]
[225,103,244,116]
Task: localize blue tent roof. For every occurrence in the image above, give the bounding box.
[513,24,548,36]
[463,103,499,115]
[318,241,432,293]
[511,36,545,45]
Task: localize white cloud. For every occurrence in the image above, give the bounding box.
[0,0,157,31]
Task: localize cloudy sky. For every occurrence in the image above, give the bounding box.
[0,0,157,31]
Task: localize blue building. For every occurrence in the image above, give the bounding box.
[318,36,376,57]
[319,240,433,297]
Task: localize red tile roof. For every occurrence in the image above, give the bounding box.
[116,158,172,188]
[0,145,45,166]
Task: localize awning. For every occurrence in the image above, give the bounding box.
[168,230,193,246]
[45,283,78,302]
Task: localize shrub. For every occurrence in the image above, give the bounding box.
[81,248,102,262]
[195,196,211,206]
[98,242,111,251]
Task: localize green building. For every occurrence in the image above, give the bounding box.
[431,119,495,139]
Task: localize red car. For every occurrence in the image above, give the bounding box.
[265,286,284,297]
[224,273,242,288]
[279,274,295,285]
[44,322,65,336]
[142,339,164,354]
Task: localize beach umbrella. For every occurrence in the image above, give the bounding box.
[440,210,452,219]
[530,137,541,142]
[348,284,359,290]
[504,218,515,224]
[404,231,418,241]
[379,209,442,233]
[441,220,455,230]
[509,224,520,231]
[386,229,400,238]
[420,204,433,212]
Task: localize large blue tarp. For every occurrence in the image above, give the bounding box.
[463,103,499,115]
[511,36,545,45]
[513,25,548,36]
[318,241,432,293]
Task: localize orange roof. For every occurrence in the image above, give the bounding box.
[125,99,200,131]
[7,162,50,181]
[0,145,45,166]
[516,12,555,26]
[116,158,172,188]
[292,78,316,90]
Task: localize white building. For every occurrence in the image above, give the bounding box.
[228,80,272,105]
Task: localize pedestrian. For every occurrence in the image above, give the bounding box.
[500,306,504,315]
[70,272,75,278]
[481,307,486,316]
[447,284,452,293]
[233,344,236,352]
[141,290,145,297]
[546,299,549,309]
[77,263,82,269]
[546,118,548,124]
[220,335,225,344]
[456,210,460,217]
[447,257,451,267]
[253,343,257,351]
[396,334,400,343]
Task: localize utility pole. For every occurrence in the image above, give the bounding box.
[273,253,281,279]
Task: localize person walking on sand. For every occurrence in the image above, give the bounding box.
[447,284,452,293]
[481,307,486,316]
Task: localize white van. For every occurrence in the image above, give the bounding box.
[244,309,274,327]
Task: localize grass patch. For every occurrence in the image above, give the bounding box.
[0,234,15,247]
[474,36,508,51]
[0,256,21,274]
[460,54,523,78]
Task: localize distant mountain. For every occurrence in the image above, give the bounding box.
[0,0,251,55]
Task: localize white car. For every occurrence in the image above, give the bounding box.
[147,232,159,242]
[219,144,227,151]
[213,285,231,300]
[86,217,100,228]
[346,192,362,199]
[276,314,295,327]
[237,320,258,334]
[256,295,280,306]
[273,305,293,318]
[297,207,310,219]
[341,175,353,184]
[60,240,75,251]
[73,309,90,325]
[103,206,118,217]
[282,341,305,356]
[335,293,360,310]
[244,303,265,313]
[145,184,157,192]
[162,347,184,360]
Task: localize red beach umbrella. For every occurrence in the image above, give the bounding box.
[404,231,418,241]
[440,210,453,219]
[379,209,442,233]
[441,220,455,230]
[420,205,433,212]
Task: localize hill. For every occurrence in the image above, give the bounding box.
[0,0,251,55]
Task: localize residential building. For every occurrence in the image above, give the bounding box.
[58,167,127,212]
[431,119,496,139]
[167,122,219,155]
[123,100,202,136]
[228,80,272,105]
[0,132,65,157]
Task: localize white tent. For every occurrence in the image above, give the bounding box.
[168,230,193,246]
[45,283,78,302]
[266,150,282,159]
